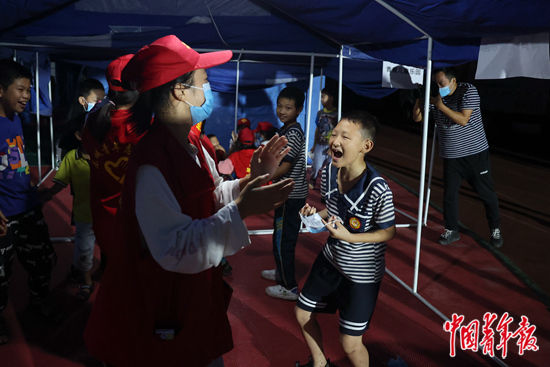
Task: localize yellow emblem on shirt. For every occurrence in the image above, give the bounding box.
[349,217,361,230]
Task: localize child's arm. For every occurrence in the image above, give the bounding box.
[38,182,66,202]
[270,161,292,181]
[323,215,396,244]
[270,128,301,181]
[311,127,320,151]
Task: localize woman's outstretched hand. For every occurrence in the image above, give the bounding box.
[235,174,294,219]
[249,134,290,181]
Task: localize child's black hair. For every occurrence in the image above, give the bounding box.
[0,59,32,90]
[277,86,305,110]
[130,71,195,134]
[321,86,337,100]
[86,89,140,143]
[78,78,105,98]
[340,110,379,142]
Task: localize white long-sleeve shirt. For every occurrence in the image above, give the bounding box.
[135,142,250,274]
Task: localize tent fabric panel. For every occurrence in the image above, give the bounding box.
[0,0,76,32]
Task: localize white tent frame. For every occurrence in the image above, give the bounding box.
[2,3,509,363]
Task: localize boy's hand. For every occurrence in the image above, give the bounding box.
[300,203,317,216]
[249,134,290,180]
[322,215,350,242]
[0,209,8,237]
[235,174,294,219]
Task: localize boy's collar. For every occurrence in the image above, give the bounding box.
[323,107,336,113]
[329,161,372,202]
[281,120,298,128]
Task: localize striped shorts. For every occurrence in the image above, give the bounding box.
[296,253,381,336]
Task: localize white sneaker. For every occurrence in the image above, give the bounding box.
[261,269,276,281]
[265,285,299,301]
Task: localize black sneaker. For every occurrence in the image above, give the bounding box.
[438,229,460,245]
[490,228,503,248]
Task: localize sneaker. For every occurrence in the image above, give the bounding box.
[261,269,276,281]
[266,285,298,301]
[490,228,503,248]
[438,229,460,245]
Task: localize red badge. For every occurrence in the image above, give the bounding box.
[349,217,361,230]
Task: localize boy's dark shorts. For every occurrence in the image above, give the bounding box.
[296,253,381,336]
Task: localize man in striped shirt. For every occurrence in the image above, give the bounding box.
[262,87,308,300]
[413,68,503,247]
[295,111,395,367]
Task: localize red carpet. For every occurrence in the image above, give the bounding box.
[1,166,548,366]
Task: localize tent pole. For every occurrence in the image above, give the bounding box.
[49,61,55,169]
[338,47,343,120]
[305,55,315,161]
[35,52,42,182]
[37,61,56,187]
[374,0,431,36]
[413,37,433,293]
[234,52,242,132]
[423,124,437,225]
[318,68,324,112]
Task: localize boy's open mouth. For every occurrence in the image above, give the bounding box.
[332,149,343,159]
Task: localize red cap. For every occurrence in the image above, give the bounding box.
[237,118,251,128]
[106,54,134,92]
[122,35,232,92]
[254,121,275,133]
[238,127,255,145]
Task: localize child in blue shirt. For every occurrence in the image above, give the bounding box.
[0,59,57,345]
[296,111,396,367]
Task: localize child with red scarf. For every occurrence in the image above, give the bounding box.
[218,127,256,178]
[82,55,142,263]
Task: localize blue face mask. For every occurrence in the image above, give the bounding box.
[439,85,451,98]
[85,101,96,112]
[183,82,214,124]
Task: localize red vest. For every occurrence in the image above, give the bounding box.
[82,108,145,257]
[85,123,233,367]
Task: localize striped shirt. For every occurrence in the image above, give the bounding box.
[321,162,395,283]
[277,122,308,199]
[432,82,489,159]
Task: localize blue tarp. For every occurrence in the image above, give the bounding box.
[2,0,550,151]
[3,0,550,99]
